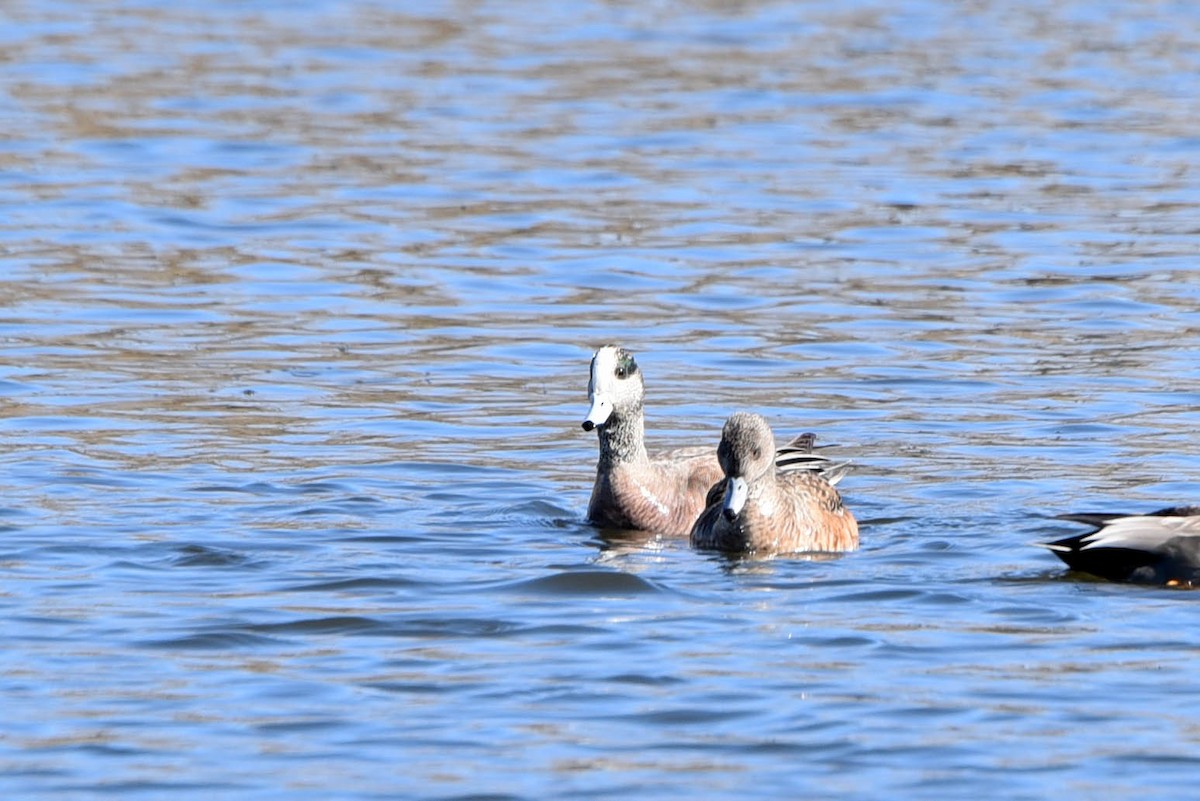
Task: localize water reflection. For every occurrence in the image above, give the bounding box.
[5,0,1200,798]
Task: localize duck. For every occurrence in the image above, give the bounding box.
[689,411,859,554]
[582,345,849,537]
[1038,505,1200,585]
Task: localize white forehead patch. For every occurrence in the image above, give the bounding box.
[593,346,619,371]
[590,346,620,388]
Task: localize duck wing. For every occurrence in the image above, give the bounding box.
[1041,510,1200,583]
[773,433,852,485]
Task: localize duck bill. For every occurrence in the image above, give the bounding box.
[722,477,748,521]
[581,395,613,431]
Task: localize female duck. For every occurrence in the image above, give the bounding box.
[690,411,859,554]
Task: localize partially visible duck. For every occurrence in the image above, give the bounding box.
[690,411,859,555]
[582,345,848,537]
[1039,505,1200,585]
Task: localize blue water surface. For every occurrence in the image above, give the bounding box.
[4,0,1200,799]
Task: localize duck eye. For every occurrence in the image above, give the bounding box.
[614,353,637,380]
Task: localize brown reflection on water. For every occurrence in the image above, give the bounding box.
[5,3,1200,800]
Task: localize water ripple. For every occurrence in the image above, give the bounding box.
[4,1,1200,800]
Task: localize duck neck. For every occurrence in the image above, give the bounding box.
[596,405,649,468]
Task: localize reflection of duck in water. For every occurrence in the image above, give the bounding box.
[1039,506,1200,586]
[582,345,849,538]
[690,412,859,555]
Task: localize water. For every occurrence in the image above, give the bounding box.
[4,0,1200,798]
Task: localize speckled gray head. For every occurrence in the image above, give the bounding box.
[716,412,775,520]
[582,345,642,431]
